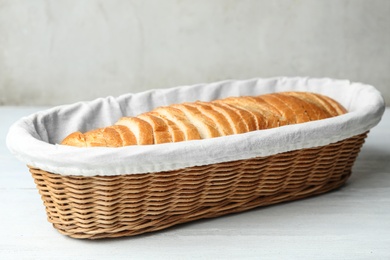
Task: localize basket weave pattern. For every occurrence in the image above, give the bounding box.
[29,132,367,239]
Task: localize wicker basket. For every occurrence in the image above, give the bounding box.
[28,132,367,239]
[8,77,385,239]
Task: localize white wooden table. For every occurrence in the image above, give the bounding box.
[1,106,389,259]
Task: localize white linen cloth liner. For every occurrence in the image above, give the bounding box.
[6,77,385,176]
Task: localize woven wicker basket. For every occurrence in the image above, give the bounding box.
[28,132,367,239]
[8,77,385,239]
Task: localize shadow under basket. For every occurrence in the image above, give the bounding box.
[28,132,367,239]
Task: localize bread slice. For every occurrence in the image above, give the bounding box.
[100,125,137,147]
[151,107,201,141]
[283,92,346,116]
[186,101,234,136]
[279,92,333,120]
[208,102,248,134]
[213,101,257,132]
[61,131,87,147]
[149,111,185,142]
[246,96,287,127]
[138,113,172,144]
[171,103,220,139]
[115,117,154,145]
[257,95,298,125]
[110,125,138,146]
[216,97,267,129]
[272,94,311,123]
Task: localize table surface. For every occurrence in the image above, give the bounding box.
[1,106,389,260]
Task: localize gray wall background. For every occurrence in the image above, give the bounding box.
[1,0,389,106]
